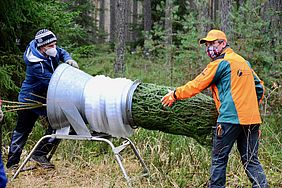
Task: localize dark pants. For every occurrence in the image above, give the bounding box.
[6,109,60,168]
[0,153,7,188]
[209,123,268,188]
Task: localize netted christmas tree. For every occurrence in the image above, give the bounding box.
[131,83,218,146]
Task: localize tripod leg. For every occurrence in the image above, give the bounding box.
[11,135,52,180]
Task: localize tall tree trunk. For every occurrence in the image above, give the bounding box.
[208,0,219,28]
[198,0,210,34]
[268,0,282,60]
[110,0,116,43]
[143,0,152,58]
[165,0,173,86]
[124,0,131,43]
[132,0,138,43]
[143,0,152,33]
[220,0,231,36]
[114,0,126,77]
[99,0,105,42]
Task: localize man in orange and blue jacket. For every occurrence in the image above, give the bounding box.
[162,29,268,188]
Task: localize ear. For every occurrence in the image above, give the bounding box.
[38,46,45,54]
[222,40,227,48]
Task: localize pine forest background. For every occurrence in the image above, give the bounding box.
[0,0,281,187]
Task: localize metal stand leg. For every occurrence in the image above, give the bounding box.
[11,135,53,180]
[11,134,149,187]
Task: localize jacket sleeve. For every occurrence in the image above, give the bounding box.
[246,61,265,104]
[253,71,265,104]
[175,61,220,99]
[57,47,72,62]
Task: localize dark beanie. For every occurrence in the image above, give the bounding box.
[35,29,57,47]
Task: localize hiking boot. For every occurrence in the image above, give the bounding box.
[30,155,55,169]
[6,164,19,174]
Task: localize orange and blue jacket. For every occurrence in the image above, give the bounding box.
[175,47,264,125]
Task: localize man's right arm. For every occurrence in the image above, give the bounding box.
[175,61,220,99]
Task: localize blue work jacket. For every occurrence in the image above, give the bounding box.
[19,40,72,115]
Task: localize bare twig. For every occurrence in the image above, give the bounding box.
[29,93,46,100]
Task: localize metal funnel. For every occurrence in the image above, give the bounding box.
[47,64,138,138]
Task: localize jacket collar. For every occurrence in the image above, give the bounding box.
[25,40,48,62]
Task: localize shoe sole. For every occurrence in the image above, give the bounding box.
[30,159,55,169]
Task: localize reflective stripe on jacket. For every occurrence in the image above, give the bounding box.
[175,47,264,125]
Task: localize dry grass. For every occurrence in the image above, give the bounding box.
[3,126,281,188]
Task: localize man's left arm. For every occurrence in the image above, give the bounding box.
[253,70,265,104]
[246,61,265,104]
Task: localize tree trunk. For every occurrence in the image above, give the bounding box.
[132,83,218,146]
[114,0,126,77]
[143,0,152,33]
[220,0,232,36]
[124,0,131,43]
[268,0,281,60]
[143,0,152,58]
[165,0,173,86]
[110,0,116,43]
[132,0,138,43]
[208,0,219,28]
[198,0,211,34]
[99,0,105,42]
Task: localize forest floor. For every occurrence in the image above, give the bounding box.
[6,154,152,188]
[6,159,143,188]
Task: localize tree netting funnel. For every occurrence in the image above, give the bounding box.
[47,63,138,138]
[13,64,149,185]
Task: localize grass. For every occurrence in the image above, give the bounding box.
[2,52,282,187]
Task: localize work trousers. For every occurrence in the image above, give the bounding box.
[6,109,60,168]
[209,123,268,188]
[0,153,7,188]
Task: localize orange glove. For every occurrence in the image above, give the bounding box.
[161,90,177,107]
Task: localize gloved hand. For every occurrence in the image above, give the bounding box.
[161,90,177,107]
[66,59,79,69]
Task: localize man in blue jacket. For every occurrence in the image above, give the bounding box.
[6,29,79,169]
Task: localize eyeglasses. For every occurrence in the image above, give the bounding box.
[205,40,224,47]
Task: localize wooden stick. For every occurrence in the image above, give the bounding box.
[0,99,33,105]
[3,104,45,113]
[29,93,46,100]
[3,104,37,108]
[24,98,42,104]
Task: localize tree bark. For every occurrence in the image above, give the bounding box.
[165,0,173,86]
[132,0,138,42]
[143,0,152,58]
[143,0,152,33]
[99,0,105,42]
[110,0,116,43]
[114,0,126,77]
[220,0,232,36]
[124,0,131,43]
[208,0,219,28]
